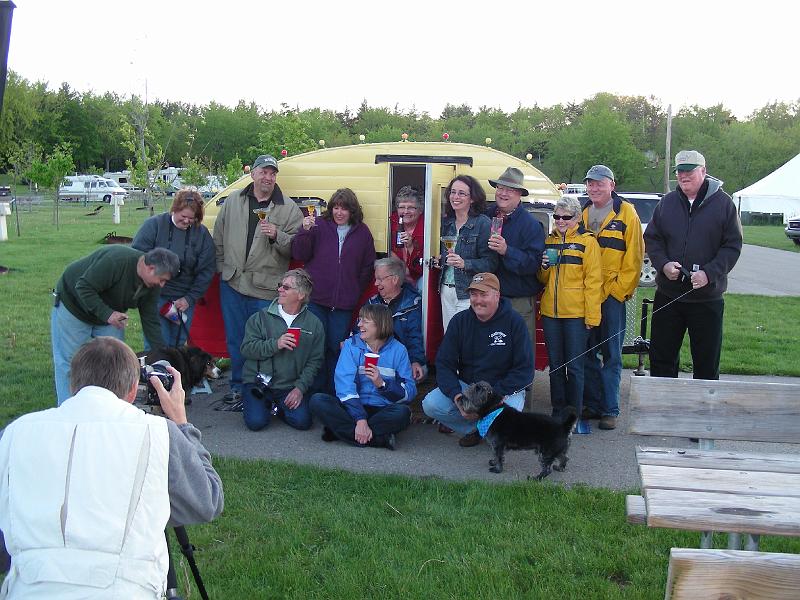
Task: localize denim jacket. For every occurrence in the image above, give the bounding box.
[440,214,498,300]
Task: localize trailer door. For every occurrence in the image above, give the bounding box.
[422,163,455,363]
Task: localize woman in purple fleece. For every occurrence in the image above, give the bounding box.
[291,188,376,393]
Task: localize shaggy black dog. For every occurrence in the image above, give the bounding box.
[457,381,577,480]
[142,345,221,393]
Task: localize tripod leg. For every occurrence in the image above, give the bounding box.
[173,526,209,600]
[164,530,183,600]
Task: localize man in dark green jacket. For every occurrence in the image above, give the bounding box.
[52,245,179,404]
[240,269,325,431]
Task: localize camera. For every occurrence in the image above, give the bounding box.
[250,372,273,400]
[140,360,174,404]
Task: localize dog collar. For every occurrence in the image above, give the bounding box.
[477,407,504,438]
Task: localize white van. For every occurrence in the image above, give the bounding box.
[59,175,128,203]
[103,171,142,192]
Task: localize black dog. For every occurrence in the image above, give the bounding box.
[142,345,221,393]
[457,381,577,480]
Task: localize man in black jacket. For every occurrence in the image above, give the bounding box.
[644,150,743,379]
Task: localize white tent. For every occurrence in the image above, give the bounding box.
[733,153,800,223]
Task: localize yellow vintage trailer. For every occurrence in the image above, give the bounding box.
[195,141,559,364]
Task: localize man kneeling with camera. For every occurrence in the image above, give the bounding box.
[0,337,224,598]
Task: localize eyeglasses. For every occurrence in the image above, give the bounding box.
[552,214,575,221]
[449,190,470,198]
[375,274,398,283]
[278,283,296,290]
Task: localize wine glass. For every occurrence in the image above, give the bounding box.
[441,235,457,252]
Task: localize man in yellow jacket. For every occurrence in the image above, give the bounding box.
[580,165,643,429]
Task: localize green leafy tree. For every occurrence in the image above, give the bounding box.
[222,155,244,187]
[253,108,316,158]
[24,142,74,229]
[180,154,208,189]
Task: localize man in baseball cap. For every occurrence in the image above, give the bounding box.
[644,150,742,382]
[212,154,303,403]
[580,164,644,430]
[423,272,534,447]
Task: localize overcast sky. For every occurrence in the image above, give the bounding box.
[7,0,799,119]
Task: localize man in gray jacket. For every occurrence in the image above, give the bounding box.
[644,150,742,380]
[213,155,304,401]
[0,336,224,597]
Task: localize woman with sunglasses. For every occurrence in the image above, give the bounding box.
[437,175,498,331]
[537,196,603,422]
[132,188,215,347]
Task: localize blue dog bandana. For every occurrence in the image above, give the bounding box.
[477,407,504,438]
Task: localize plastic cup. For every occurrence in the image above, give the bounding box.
[287,327,301,346]
[490,216,503,236]
[545,248,559,265]
[364,353,379,369]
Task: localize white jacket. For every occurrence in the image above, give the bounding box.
[0,387,171,599]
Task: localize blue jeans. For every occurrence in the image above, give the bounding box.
[583,296,625,417]
[422,381,525,436]
[142,297,196,350]
[51,304,124,405]
[242,385,313,431]
[307,302,353,395]
[542,317,589,419]
[220,280,270,392]
[309,393,410,447]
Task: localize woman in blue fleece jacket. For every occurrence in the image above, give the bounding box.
[309,304,416,449]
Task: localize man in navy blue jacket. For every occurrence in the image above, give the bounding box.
[486,167,545,349]
[422,273,534,447]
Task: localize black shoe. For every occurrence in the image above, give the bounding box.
[385,433,396,451]
[581,407,601,420]
[459,431,482,447]
[321,427,337,442]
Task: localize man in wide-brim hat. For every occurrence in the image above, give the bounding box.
[485,167,545,408]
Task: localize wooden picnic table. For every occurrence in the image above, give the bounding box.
[633,446,800,548]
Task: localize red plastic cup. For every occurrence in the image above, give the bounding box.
[287,327,301,346]
[364,353,379,369]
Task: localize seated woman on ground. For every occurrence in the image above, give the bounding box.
[309,304,416,450]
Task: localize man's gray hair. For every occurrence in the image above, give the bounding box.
[555,196,582,219]
[144,247,180,277]
[70,337,139,398]
[394,185,424,211]
[374,256,406,281]
[283,268,313,303]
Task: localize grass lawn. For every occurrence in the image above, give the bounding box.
[2,201,800,597]
[743,224,800,252]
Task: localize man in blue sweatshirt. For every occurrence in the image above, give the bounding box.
[422,273,534,447]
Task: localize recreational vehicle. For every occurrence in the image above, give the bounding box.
[192,141,560,367]
[58,175,128,203]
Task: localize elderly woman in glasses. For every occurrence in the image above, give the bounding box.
[537,196,603,421]
[132,188,215,347]
[390,185,425,288]
[437,175,498,331]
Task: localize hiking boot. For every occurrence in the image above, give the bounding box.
[438,423,454,434]
[581,408,601,420]
[598,415,617,430]
[459,431,482,447]
[223,390,241,404]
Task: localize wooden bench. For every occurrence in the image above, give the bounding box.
[626,376,800,549]
[666,548,800,600]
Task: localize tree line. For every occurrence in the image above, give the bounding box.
[2,70,800,193]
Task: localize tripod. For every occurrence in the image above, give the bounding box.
[165,526,209,600]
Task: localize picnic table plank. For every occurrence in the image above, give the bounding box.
[636,447,800,474]
[644,488,800,537]
[639,464,800,497]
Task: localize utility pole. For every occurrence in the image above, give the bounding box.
[664,104,672,194]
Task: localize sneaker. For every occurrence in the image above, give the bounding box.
[223,390,241,404]
[581,408,601,420]
[458,431,482,447]
[598,415,617,430]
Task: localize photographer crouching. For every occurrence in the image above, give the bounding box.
[0,337,224,598]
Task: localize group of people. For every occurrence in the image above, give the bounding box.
[45,150,743,450]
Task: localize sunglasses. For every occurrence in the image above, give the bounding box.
[552,214,575,221]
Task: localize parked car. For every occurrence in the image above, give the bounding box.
[59,175,128,203]
[785,217,800,246]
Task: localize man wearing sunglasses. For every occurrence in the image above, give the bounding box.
[580,165,644,430]
[644,150,742,381]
